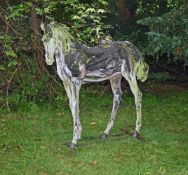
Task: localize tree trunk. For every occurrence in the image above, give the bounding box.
[30,3,46,73]
[118,0,137,26]
[30,4,41,35]
[158,0,168,15]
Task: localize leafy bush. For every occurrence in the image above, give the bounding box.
[137,5,188,65]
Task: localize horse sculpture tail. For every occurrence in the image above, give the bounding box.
[123,41,149,82]
[136,58,149,82]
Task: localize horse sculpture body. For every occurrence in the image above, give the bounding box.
[41,22,149,148]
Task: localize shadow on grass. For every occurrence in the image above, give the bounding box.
[69,126,146,148]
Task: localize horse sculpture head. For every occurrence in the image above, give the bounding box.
[41,22,73,65]
[41,22,57,65]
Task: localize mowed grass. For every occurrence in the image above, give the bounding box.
[0,84,188,175]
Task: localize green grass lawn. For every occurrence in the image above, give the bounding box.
[0,84,188,175]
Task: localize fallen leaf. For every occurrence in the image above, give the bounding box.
[91,160,97,166]
[90,122,96,125]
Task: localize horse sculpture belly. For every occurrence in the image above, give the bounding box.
[65,41,136,82]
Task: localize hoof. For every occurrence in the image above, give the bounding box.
[132,130,140,139]
[101,133,108,139]
[67,142,77,149]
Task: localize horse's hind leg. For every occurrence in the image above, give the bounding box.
[102,74,122,139]
[122,71,142,138]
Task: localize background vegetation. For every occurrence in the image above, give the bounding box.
[0,0,187,111]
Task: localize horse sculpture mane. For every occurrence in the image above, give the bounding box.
[41,21,149,148]
[42,22,74,54]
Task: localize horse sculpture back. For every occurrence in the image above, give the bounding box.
[41,22,149,148]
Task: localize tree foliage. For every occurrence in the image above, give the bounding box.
[137,1,188,64]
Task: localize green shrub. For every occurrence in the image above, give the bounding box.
[137,5,188,65]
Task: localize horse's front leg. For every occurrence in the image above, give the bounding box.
[63,80,82,148]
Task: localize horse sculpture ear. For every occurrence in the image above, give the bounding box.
[40,22,45,32]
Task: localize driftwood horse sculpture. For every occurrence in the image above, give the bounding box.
[41,22,149,148]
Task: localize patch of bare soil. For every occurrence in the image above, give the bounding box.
[91,79,188,96]
[142,81,188,95]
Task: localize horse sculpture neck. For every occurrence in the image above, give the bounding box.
[50,23,78,83]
